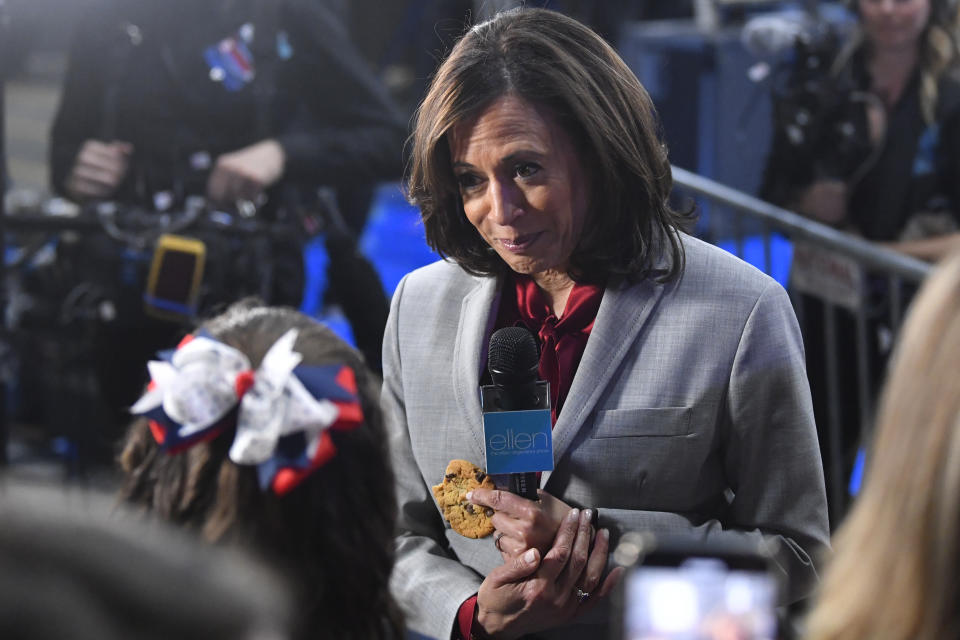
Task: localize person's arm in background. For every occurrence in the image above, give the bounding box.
[760,125,851,225]
[206,0,405,206]
[882,232,960,262]
[206,139,285,205]
[274,0,406,187]
[883,101,960,263]
[49,7,132,201]
[788,179,849,225]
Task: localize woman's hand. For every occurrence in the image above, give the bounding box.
[206,139,285,206]
[795,179,848,225]
[474,508,623,639]
[881,231,960,263]
[65,139,133,201]
[468,488,573,557]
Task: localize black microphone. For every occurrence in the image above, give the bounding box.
[486,326,546,500]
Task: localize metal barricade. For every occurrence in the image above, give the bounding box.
[671,166,932,526]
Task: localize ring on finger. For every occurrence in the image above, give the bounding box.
[575,587,591,604]
[575,587,591,605]
[494,532,506,552]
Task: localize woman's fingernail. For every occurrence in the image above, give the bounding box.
[523,548,537,564]
[582,509,594,523]
[600,529,609,541]
[568,508,580,521]
[465,491,473,501]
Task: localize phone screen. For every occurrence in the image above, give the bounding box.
[623,555,778,640]
[144,234,205,318]
[152,249,198,305]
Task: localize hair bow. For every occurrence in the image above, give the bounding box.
[131,329,363,495]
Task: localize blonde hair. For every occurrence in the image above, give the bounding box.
[805,252,960,640]
[919,14,959,123]
[835,0,960,123]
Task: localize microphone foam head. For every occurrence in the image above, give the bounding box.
[488,326,539,378]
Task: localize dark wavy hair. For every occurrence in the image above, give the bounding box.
[119,301,403,640]
[406,7,694,283]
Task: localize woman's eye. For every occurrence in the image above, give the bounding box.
[456,173,482,190]
[515,163,541,178]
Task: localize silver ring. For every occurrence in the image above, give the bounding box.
[494,532,506,552]
[575,587,591,604]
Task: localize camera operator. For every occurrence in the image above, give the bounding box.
[760,0,960,515]
[51,0,405,210]
[762,0,960,259]
[45,0,405,462]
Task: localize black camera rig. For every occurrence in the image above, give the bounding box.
[4,195,308,332]
[757,8,878,204]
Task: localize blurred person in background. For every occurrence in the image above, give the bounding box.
[0,480,291,640]
[763,0,960,260]
[51,0,404,229]
[761,0,960,517]
[804,250,960,640]
[118,301,404,640]
[388,8,828,639]
[43,0,405,461]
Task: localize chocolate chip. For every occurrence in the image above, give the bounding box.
[485,508,494,517]
[465,504,475,514]
[475,472,486,483]
[445,473,457,480]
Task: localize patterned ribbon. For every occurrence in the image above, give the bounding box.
[130,329,363,495]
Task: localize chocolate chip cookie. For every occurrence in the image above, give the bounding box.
[431,459,496,538]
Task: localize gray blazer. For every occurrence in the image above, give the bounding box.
[383,234,829,640]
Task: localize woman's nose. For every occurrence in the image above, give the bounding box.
[488,178,522,225]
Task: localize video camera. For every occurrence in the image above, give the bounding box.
[745,9,873,194]
[776,29,871,179]
[4,192,310,333]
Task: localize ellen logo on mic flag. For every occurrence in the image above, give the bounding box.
[482,409,553,475]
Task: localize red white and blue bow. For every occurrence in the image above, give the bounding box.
[130,329,363,495]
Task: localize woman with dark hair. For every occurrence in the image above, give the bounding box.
[387,8,829,640]
[119,301,403,640]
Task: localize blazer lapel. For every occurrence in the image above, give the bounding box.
[543,276,666,486]
[452,274,502,462]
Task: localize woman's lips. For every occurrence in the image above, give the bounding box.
[498,232,543,253]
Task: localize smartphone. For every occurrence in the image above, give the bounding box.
[611,533,780,640]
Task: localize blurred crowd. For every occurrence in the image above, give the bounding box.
[2,1,960,639]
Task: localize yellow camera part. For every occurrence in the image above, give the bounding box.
[144,234,207,320]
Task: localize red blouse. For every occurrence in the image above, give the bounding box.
[496,272,605,423]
